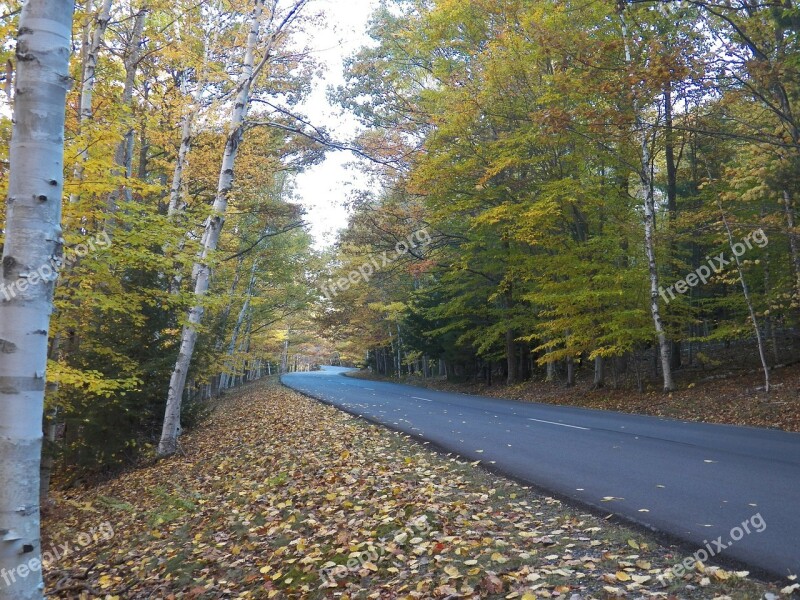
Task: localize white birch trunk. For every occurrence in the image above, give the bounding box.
[233,312,253,386]
[166,33,215,294]
[69,0,112,205]
[719,205,770,391]
[545,359,555,382]
[158,0,265,457]
[167,80,195,218]
[641,136,676,392]
[621,13,675,392]
[220,260,258,390]
[593,355,605,388]
[111,5,147,212]
[0,2,73,598]
[281,337,289,373]
[167,32,214,218]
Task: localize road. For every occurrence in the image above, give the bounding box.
[282,366,800,580]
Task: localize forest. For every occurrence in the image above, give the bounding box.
[1,0,800,597]
[323,0,800,396]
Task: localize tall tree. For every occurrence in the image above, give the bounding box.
[69,0,112,205]
[0,1,74,598]
[158,0,310,456]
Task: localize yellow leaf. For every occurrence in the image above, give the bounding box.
[602,586,620,595]
[444,565,460,578]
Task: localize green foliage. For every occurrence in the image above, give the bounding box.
[324,0,800,385]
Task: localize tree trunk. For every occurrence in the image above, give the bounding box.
[566,356,575,387]
[281,336,290,374]
[168,72,197,217]
[641,108,675,392]
[782,190,800,300]
[165,80,197,295]
[39,332,62,503]
[220,260,258,390]
[236,313,253,385]
[665,87,682,371]
[69,0,112,205]
[158,0,266,457]
[719,205,770,392]
[622,13,675,392]
[593,356,605,388]
[761,213,781,364]
[545,359,555,382]
[505,329,518,385]
[519,343,531,380]
[395,323,403,376]
[111,5,148,212]
[0,2,73,598]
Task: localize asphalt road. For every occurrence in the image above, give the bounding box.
[282,366,800,580]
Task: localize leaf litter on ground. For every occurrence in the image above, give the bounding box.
[43,379,786,599]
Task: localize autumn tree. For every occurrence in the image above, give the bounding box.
[0,2,73,598]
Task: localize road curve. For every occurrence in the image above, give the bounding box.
[282,366,800,580]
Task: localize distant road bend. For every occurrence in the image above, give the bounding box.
[282,366,800,580]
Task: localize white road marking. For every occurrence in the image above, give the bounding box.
[527,418,589,430]
[412,396,433,402]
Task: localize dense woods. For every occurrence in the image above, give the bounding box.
[322,0,800,395]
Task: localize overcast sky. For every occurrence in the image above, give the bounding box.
[294,0,379,248]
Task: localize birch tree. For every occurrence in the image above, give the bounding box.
[0,1,73,598]
[158,0,310,457]
[69,0,112,205]
[110,3,147,211]
[620,11,676,392]
[220,258,259,390]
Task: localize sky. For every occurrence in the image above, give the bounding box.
[293,0,380,249]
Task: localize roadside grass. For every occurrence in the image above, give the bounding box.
[41,379,789,599]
